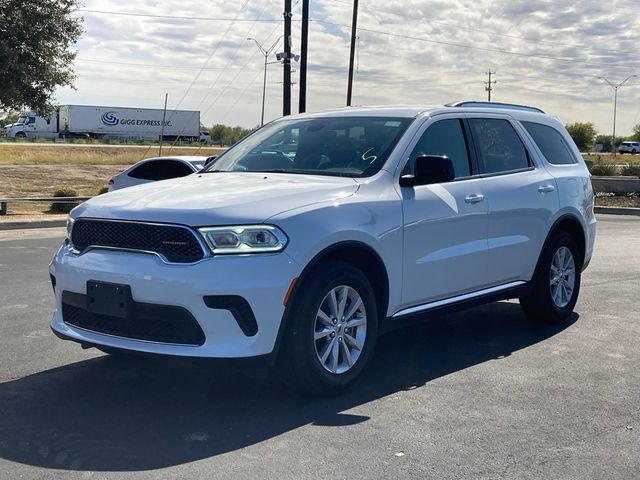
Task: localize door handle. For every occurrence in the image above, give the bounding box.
[464,194,485,204]
[538,184,555,193]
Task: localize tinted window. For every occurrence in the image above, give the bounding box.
[128,160,193,181]
[128,160,161,180]
[160,160,193,180]
[469,119,529,174]
[403,119,471,179]
[522,121,577,165]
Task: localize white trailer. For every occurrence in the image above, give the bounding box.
[4,105,201,141]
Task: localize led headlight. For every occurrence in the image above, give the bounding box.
[66,215,75,241]
[198,225,288,254]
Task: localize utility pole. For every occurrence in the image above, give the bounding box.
[159,93,168,155]
[484,71,496,102]
[283,0,292,116]
[298,0,309,113]
[346,0,359,106]
[598,75,637,156]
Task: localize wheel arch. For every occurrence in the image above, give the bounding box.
[538,214,587,272]
[271,241,390,361]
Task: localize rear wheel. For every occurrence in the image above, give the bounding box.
[278,261,378,395]
[520,230,581,323]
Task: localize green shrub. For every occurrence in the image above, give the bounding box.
[50,187,79,213]
[589,162,617,176]
[97,185,109,195]
[620,164,640,177]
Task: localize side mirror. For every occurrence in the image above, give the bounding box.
[400,155,455,187]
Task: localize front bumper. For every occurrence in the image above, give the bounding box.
[49,243,301,358]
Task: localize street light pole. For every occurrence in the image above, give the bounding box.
[247,37,282,126]
[598,75,637,156]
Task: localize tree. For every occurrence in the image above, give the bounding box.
[0,0,82,113]
[565,122,597,152]
[0,110,20,126]
[631,123,640,142]
[208,124,253,146]
[594,134,625,153]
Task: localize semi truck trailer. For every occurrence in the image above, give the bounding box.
[3,105,201,141]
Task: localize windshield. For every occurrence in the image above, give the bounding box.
[204,116,413,177]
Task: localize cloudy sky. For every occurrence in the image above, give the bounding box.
[57,0,640,135]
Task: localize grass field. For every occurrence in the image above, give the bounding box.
[0,144,225,213]
[0,144,224,165]
[1,144,639,214]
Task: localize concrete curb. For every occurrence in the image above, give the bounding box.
[1,207,639,231]
[0,219,66,230]
[594,206,640,216]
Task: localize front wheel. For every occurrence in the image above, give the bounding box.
[520,230,581,323]
[278,261,378,395]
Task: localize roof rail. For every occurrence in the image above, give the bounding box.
[446,101,545,113]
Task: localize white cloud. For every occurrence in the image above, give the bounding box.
[56,0,640,134]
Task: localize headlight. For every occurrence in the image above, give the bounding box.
[198,225,288,254]
[66,215,75,240]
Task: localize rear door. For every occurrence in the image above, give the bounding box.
[466,115,559,285]
[399,116,489,308]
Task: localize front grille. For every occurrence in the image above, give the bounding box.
[71,218,205,263]
[62,291,205,346]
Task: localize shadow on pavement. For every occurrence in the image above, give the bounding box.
[0,301,577,471]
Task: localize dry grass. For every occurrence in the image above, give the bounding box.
[0,144,225,165]
[583,153,640,165]
[595,194,640,208]
[0,143,225,213]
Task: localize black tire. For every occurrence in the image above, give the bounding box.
[15,132,26,138]
[278,261,379,395]
[520,230,582,323]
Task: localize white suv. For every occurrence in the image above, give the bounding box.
[49,102,596,394]
[618,141,640,154]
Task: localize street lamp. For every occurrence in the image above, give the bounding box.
[247,36,282,126]
[598,75,637,156]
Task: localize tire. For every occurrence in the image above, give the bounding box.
[520,230,581,323]
[14,132,26,138]
[278,261,378,395]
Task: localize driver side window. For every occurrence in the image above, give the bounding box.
[403,119,471,179]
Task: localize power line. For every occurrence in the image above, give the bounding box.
[75,58,243,71]
[171,0,251,112]
[310,18,640,68]
[329,0,635,58]
[76,9,284,22]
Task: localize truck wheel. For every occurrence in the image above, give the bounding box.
[15,132,26,138]
[519,230,581,323]
[278,261,378,395]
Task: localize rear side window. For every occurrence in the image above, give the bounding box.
[128,160,193,180]
[522,121,577,165]
[469,118,530,174]
[128,160,160,180]
[160,161,193,180]
[403,119,471,179]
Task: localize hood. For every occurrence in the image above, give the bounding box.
[73,172,359,225]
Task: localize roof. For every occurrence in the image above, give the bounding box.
[281,102,549,120]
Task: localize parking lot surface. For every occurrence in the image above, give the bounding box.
[0,216,638,479]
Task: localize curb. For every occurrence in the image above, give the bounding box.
[594,206,640,216]
[0,219,66,230]
[1,208,638,231]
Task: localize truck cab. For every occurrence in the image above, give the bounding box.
[4,111,58,139]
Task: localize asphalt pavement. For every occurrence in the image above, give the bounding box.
[0,217,638,479]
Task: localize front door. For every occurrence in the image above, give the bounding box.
[399,117,489,309]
